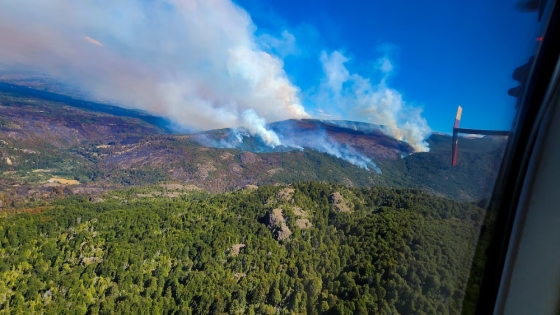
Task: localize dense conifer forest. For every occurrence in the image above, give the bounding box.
[0,182,484,314]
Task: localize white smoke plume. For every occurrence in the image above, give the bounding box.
[318,51,431,152]
[0,0,309,144]
[269,121,382,172]
[283,132,382,172]
[195,126,382,172]
[241,109,281,147]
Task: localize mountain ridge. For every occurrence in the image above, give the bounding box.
[0,86,507,207]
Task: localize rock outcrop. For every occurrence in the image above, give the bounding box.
[293,206,312,229]
[329,191,351,213]
[266,208,292,241]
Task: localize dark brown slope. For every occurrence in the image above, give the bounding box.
[0,85,507,208]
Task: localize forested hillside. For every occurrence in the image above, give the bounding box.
[0,183,484,314]
[377,134,506,200]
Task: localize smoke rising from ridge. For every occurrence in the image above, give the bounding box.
[0,0,431,157]
[193,125,382,173]
[0,0,308,144]
[318,51,431,152]
[279,129,382,172]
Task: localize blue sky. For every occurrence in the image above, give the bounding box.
[1,0,544,147]
[235,0,543,133]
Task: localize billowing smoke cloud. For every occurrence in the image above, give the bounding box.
[317,51,431,152]
[241,109,280,147]
[0,0,309,143]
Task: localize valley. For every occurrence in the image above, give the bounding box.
[0,85,505,315]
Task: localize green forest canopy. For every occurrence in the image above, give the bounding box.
[0,182,484,315]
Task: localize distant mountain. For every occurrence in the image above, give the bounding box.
[0,72,89,98]
[196,119,413,161]
[0,85,507,208]
[0,82,171,131]
[378,134,506,200]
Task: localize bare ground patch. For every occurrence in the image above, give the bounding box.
[293,206,308,217]
[231,244,246,256]
[220,152,234,160]
[266,168,283,175]
[296,219,312,229]
[277,187,295,202]
[48,177,80,185]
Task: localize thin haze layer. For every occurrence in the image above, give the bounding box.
[0,0,309,145]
